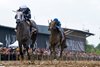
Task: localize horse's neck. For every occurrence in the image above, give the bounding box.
[18,22,30,33]
[18,22,23,31]
[50,30,61,44]
[51,30,59,37]
[17,21,30,40]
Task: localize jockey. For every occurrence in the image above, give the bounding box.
[53,18,64,42]
[15,5,33,32]
[18,5,31,22]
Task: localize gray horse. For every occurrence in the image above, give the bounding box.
[15,11,38,60]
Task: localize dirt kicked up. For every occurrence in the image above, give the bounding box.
[0,60,100,67]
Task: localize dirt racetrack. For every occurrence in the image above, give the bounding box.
[0,60,100,67]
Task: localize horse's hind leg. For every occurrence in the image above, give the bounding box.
[30,41,35,52]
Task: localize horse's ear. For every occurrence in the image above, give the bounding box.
[48,19,52,24]
[48,20,50,24]
[51,19,53,22]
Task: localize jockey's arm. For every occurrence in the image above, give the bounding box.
[56,21,61,27]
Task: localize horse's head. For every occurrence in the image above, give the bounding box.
[15,11,30,40]
[15,11,25,23]
[48,20,57,31]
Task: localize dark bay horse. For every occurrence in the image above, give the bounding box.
[48,20,67,58]
[15,11,38,60]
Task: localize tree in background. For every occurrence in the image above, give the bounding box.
[95,43,100,55]
[96,43,100,49]
[85,40,100,55]
[85,40,95,53]
[85,44,95,53]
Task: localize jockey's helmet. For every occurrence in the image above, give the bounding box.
[19,5,27,8]
[53,18,59,22]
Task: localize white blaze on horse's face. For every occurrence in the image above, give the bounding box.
[49,21,56,30]
[16,11,25,22]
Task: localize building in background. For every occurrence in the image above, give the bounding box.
[0,25,16,47]
[0,25,94,52]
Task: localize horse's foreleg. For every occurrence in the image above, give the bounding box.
[19,42,24,60]
[25,45,30,60]
[53,46,56,59]
[49,45,53,60]
[49,46,52,55]
[27,49,30,60]
[60,44,63,58]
